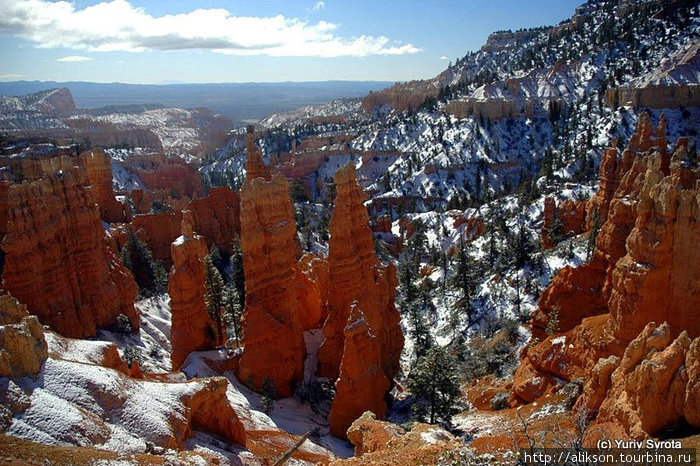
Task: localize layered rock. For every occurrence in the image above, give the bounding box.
[168,211,219,370]
[245,125,271,182]
[81,149,129,223]
[0,292,47,378]
[237,174,306,396]
[318,164,403,383]
[1,157,138,338]
[187,186,241,253]
[328,307,391,439]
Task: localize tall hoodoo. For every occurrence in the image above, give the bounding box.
[237,174,306,396]
[318,164,403,383]
[169,210,219,370]
[0,157,138,338]
[245,125,272,182]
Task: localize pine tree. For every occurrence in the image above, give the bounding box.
[121,231,168,298]
[451,236,476,328]
[230,236,245,308]
[204,254,225,344]
[408,346,461,424]
[223,285,243,345]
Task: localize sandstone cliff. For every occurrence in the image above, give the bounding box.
[0,157,138,338]
[541,196,586,248]
[186,186,241,253]
[168,211,219,370]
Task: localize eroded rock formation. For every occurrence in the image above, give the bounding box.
[0,157,138,338]
[330,411,461,465]
[328,307,390,439]
[82,149,129,223]
[578,322,700,439]
[318,164,403,383]
[0,291,47,378]
[237,174,306,396]
[168,211,219,370]
[511,113,700,442]
[541,197,586,248]
[245,126,271,182]
[187,186,241,253]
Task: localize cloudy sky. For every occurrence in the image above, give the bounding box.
[0,0,581,84]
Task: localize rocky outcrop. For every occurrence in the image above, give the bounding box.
[541,197,586,248]
[330,411,461,465]
[606,83,700,109]
[0,292,47,378]
[168,211,220,370]
[245,126,271,182]
[186,186,241,253]
[81,149,129,223]
[237,174,306,396]
[318,164,403,384]
[328,307,391,439]
[1,157,138,338]
[580,322,700,439]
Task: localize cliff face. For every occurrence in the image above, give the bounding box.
[129,211,183,267]
[186,186,241,253]
[0,157,138,338]
[168,212,219,370]
[511,113,700,440]
[318,164,403,383]
[134,158,203,199]
[237,174,306,396]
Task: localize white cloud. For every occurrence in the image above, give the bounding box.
[56,55,93,62]
[312,1,325,11]
[440,56,448,60]
[0,0,419,57]
[0,73,26,81]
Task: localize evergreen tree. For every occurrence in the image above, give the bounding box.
[223,285,243,345]
[408,346,461,424]
[450,236,477,328]
[204,254,225,343]
[230,236,245,308]
[121,231,168,298]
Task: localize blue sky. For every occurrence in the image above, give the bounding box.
[0,0,583,84]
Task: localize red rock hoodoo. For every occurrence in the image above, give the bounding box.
[168,211,220,370]
[245,126,272,182]
[0,157,138,338]
[541,196,586,248]
[237,174,307,396]
[318,164,403,383]
[82,149,129,223]
[328,306,391,439]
